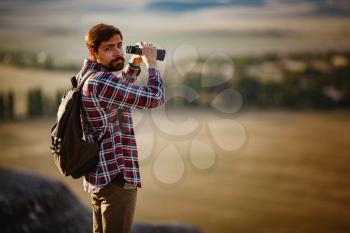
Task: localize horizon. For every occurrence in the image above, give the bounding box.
[0,0,350,64]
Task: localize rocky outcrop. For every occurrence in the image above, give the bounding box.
[132,222,202,233]
[0,168,91,233]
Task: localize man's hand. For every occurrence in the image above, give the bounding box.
[129,54,142,67]
[136,42,157,69]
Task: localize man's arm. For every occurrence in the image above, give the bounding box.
[95,42,164,109]
[118,63,141,83]
[94,67,164,110]
[118,55,142,83]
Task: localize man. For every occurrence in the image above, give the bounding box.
[78,23,165,233]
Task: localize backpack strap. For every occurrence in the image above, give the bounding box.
[77,70,95,91]
[77,69,107,144]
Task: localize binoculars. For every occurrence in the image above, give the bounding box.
[126,45,166,61]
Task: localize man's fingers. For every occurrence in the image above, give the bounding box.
[149,43,156,48]
[135,42,144,48]
[136,42,156,49]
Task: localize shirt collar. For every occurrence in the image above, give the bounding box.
[83,58,111,73]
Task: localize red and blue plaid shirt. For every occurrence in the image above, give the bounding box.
[78,58,165,193]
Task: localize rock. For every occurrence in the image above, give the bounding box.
[132,222,202,233]
[0,168,91,233]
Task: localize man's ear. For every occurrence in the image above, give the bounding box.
[89,48,98,61]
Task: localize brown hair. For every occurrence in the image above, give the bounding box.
[85,23,123,52]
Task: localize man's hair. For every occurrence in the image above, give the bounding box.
[85,23,123,52]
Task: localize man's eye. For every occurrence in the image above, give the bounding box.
[106,47,112,51]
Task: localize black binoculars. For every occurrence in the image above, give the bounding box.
[126,45,166,61]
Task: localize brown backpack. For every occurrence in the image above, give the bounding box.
[50,70,100,179]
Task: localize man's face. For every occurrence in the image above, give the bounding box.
[90,34,125,71]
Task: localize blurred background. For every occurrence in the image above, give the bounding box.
[1,0,350,233]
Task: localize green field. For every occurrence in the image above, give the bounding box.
[1,110,350,233]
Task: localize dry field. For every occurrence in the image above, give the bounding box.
[1,109,350,233]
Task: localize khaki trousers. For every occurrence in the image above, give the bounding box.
[90,174,138,233]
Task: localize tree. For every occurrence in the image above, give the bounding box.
[0,93,5,120]
[27,89,44,117]
[8,90,15,119]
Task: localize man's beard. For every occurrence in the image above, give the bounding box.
[108,57,125,71]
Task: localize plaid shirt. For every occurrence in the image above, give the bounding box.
[78,58,165,193]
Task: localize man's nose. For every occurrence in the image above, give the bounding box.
[114,47,123,57]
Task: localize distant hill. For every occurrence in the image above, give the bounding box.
[147,0,264,12]
[2,0,350,16]
[146,0,350,15]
